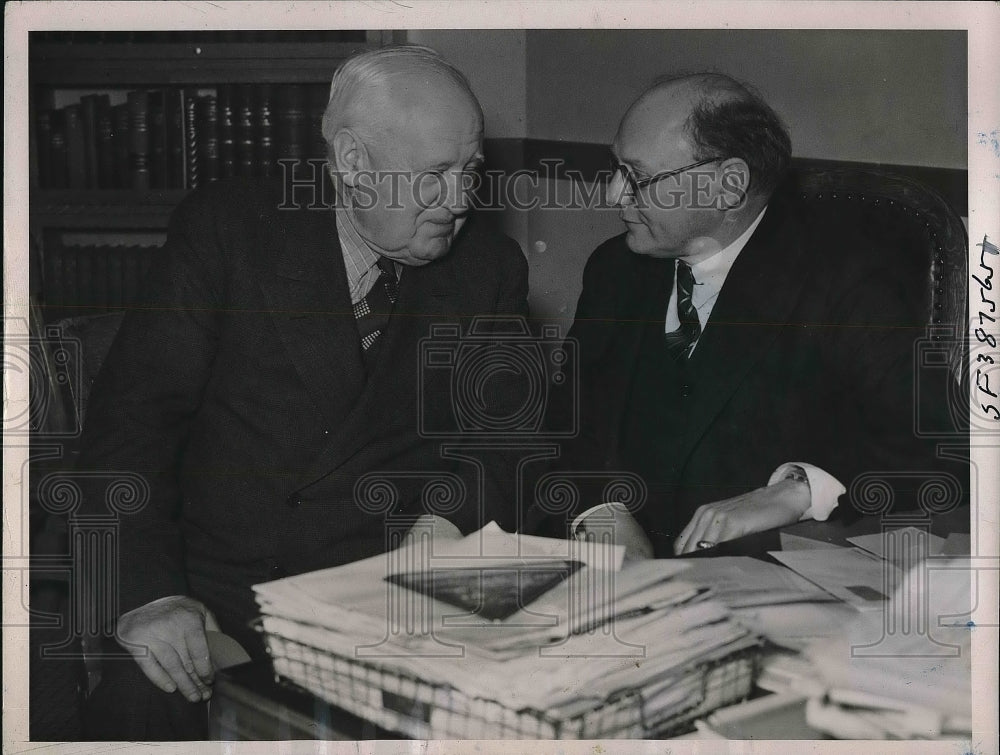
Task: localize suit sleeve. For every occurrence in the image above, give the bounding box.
[77,188,226,616]
[524,243,625,536]
[444,232,531,534]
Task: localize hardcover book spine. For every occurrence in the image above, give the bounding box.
[217,84,237,179]
[111,103,130,189]
[92,245,109,312]
[64,104,87,190]
[235,84,256,177]
[122,246,141,307]
[107,246,124,309]
[276,84,307,179]
[43,240,66,320]
[166,88,186,189]
[80,94,101,189]
[197,94,220,183]
[36,107,54,189]
[127,90,151,190]
[62,245,78,319]
[256,84,275,177]
[48,109,69,190]
[184,92,199,189]
[148,90,168,189]
[75,246,94,314]
[96,95,115,189]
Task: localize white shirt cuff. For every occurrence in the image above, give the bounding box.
[570,502,631,537]
[768,462,845,521]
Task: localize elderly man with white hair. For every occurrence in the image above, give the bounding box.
[79,45,527,739]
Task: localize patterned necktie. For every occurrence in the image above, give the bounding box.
[354,256,399,354]
[664,260,701,359]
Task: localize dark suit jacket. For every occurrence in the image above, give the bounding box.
[78,179,528,653]
[538,195,962,555]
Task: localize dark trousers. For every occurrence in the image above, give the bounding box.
[83,657,209,740]
[81,620,266,739]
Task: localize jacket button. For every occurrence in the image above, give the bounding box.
[286,494,301,508]
[269,563,287,578]
[681,383,692,397]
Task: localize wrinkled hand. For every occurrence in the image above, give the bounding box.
[117,595,217,701]
[673,479,810,555]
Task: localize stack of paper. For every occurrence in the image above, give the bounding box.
[253,523,760,735]
[762,531,973,740]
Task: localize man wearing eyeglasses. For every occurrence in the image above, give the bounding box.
[539,72,952,557]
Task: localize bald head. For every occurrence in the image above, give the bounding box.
[322,45,483,160]
[618,73,791,200]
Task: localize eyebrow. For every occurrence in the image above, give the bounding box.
[425,154,485,172]
[611,148,653,176]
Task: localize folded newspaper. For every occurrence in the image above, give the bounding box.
[253,522,762,733]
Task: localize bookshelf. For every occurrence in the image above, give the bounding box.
[29,30,396,320]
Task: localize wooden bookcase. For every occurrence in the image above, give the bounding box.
[28,30,397,318]
[29,31,392,230]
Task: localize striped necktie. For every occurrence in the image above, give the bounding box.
[664,260,700,359]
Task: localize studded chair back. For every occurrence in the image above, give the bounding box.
[779,162,967,382]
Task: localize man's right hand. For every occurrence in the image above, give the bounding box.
[117,595,216,701]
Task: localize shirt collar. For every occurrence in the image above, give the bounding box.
[686,206,768,287]
[336,208,380,276]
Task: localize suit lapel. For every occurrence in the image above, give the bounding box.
[294,228,463,489]
[256,202,367,433]
[667,204,814,470]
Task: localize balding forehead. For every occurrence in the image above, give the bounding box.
[355,72,480,144]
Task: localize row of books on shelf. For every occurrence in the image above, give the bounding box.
[35,83,330,192]
[42,243,158,323]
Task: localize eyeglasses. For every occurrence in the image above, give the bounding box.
[609,157,725,199]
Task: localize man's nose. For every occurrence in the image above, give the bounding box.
[443,171,473,216]
[607,171,632,208]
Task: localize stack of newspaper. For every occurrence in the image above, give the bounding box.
[253,522,762,738]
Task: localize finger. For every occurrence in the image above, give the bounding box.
[152,642,208,703]
[678,508,716,555]
[698,513,729,548]
[185,626,215,687]
[130,651,180,695]
[674,507,707,555]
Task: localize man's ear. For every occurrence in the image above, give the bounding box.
[331,128,368,187]
[718,158,750,210]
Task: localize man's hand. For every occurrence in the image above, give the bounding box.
[117,595,216,701]
[673,478,810,555]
